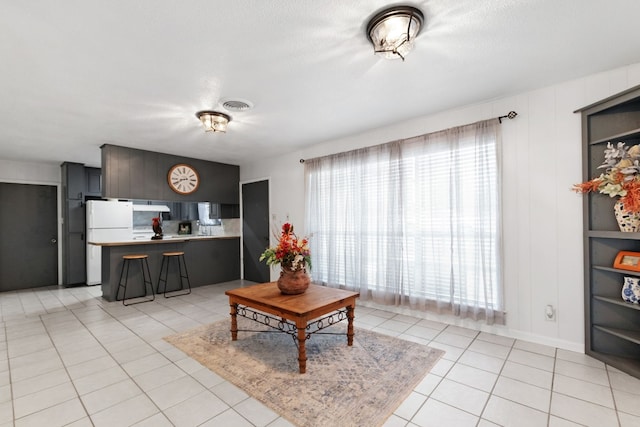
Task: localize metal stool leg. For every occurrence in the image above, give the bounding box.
[116,258,131,305]
[141,257,155,303]
[157,255,168,296]
[177,254,191,296]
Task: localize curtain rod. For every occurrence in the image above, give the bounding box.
[299,110,518,163]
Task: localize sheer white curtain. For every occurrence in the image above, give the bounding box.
[305,119,504,324]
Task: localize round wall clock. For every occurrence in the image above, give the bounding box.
[167,163,200,195]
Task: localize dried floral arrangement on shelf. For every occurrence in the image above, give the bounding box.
[573,141,640,212]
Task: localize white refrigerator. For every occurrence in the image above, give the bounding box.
[86,200,133,285]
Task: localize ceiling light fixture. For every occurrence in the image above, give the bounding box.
[366,5,424,61]
[195,111,231,133]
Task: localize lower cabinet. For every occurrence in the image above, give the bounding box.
[99,238,240,301]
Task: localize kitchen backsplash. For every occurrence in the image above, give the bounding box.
[161,218,240,237]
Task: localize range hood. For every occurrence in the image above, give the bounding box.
[132,204,171,212]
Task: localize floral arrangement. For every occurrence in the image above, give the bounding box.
[573,142,640,212]
[259,223,311,271]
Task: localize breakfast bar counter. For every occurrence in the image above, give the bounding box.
[90,235,240,301]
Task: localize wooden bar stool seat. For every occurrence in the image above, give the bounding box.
[157,251,191,298]
[116,254,155,306]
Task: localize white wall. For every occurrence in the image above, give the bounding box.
[239,62,640,351]
[0,159,62,284]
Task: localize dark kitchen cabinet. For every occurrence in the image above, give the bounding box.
[62,162,85,200]
[101,144,239,203]
[61,162,90,285]
[85,167,102,197]
[221,204,240,218]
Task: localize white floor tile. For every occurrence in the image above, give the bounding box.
[482,395,548,427]
[431,378,489,416]
[476,332,515,347]
[548,415,584,427]
[434,331,475,349]
[210,381,250,406]
[411,398,478,427]
[414,373,442,396]
[613,388,640,417]
[146,375,207,410]
[163,390,229,427]
[13,381,78,418]
[80,379,143,414]
[199,408,254,427]
[14,398,86,427]
[467,339,511,359]
[550,392,618,427]
[500,361,553,389]
[394,391,428,421]
[508,348,555,372]
[231,396,279,427]
[492,376,551,412]
[513,339,556,357]
[90,393,159,427]
[552,374,614,408]
[619,411,640,427]
[609,368,640,394]
[11,368,70,398]
[555,349,605,369]
[446,363,498,392]
[554,359,609,386]
[428,341,465,361]
[458,350,506,374]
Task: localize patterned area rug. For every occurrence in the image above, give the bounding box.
[165,317,444,427]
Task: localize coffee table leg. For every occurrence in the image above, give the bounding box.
[347,304,355,346]
[229,302,238,341]
[297,322,307,374]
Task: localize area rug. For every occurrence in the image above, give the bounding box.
[164,317,444,427]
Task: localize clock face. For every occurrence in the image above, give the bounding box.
[168,164,200,195]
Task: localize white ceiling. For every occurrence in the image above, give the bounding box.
[2,0,640,167]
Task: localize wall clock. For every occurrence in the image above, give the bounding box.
[167,163,200,195]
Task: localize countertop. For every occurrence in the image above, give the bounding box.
[88,234,240,247]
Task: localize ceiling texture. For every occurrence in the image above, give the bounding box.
[2,0,640,167]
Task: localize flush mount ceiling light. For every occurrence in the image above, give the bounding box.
[195,111,231,133]
[366,5,424,61]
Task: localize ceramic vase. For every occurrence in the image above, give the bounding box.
[614,200,640,232]
[277,267,310,295]
[622,276,640,304]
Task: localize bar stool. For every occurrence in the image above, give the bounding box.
[116,254,155,306]
[157,251,191,298]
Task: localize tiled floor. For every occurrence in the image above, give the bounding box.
[0,281,639,427]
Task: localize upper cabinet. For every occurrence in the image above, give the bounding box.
[85,167,102,197]
[61,162,86,200]
[101,144,239,203]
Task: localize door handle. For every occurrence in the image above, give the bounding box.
[50,238,57,244]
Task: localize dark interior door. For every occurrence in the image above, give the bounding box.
[242,180,270,283]
[0,183,58,290]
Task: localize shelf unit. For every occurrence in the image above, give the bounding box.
[577,85,640,379]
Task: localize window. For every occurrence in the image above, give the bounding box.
[305,119,504,324]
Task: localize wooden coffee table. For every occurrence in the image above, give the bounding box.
[225,282,359,373]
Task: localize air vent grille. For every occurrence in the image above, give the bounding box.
[222,99,253,112]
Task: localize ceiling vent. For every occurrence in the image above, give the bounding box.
[221,99,254,112]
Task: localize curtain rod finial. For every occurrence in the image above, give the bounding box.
[498,111,518,123]
[300,159,305,164]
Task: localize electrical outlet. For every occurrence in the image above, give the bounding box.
[545,304,555,321]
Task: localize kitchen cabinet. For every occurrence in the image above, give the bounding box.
[62,162,85,200]
[101,144,239,203]
[577,84,640,379]
[221,203,240,218]
[85,167,102,197]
